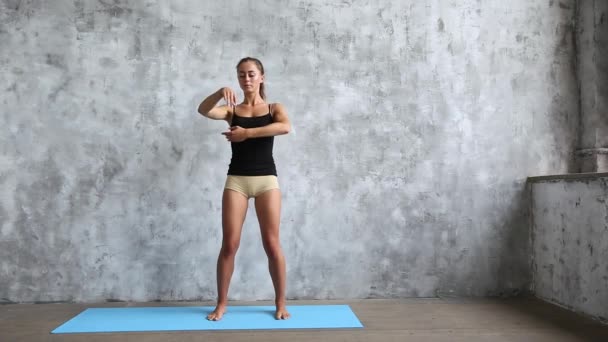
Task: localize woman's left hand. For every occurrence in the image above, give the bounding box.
[222,126,248,142]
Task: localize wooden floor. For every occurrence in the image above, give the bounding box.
[1,297,607,341]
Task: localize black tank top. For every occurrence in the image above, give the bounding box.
[227,104,277,176]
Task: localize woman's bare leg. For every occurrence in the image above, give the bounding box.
[207,189,248,321]
[254,189,290,319]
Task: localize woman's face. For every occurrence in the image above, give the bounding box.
[237,61,264,93]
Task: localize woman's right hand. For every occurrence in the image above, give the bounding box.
[219,87,237,107]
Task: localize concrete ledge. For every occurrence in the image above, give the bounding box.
[527,172,608,183]
[575,148,608,157]
[530,175,608,322]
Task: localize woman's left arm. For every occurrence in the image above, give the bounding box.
[247,103,291,138]
[223,103,291,142]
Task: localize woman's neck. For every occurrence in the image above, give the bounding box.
[242,93,265,106]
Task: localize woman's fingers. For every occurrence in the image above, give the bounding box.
[222,87,237,107]
[223,88,231,106]
[221,126,244,142]
[222,129,231,141]
[229,92,236,107]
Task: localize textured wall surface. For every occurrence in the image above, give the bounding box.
[530,175,608,322]
[1,1,579,302]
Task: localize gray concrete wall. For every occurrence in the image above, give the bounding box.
[530,174,608,322]
[576,0,608,172]
[1,1,579,303]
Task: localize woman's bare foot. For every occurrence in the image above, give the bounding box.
[275,304,290,320]
[207,304,227,321]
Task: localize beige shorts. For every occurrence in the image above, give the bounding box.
[224,175,280,198]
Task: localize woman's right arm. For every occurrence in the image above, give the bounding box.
[197,87,237,122]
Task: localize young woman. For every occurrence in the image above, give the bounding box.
[197,57,291,321]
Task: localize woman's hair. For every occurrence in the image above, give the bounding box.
[236,57,266,100]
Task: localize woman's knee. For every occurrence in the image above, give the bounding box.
[262,238,282,259]
[220,240,240,257]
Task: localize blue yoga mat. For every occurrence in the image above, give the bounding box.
[51,305,363,333]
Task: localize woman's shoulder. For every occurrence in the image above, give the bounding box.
[269,102,286,112]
